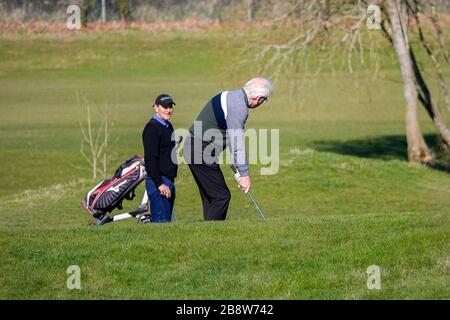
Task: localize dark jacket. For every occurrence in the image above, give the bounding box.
[142,118,178,187]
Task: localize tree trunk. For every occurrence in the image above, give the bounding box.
[408,28,450,150]
[386,0,433,165]
[247,0,253,22]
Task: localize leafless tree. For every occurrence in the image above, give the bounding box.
[384,0,433,163]
[78,93,115,180]
[250,0,450,166]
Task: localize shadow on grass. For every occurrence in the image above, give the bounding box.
[311,134,450,173]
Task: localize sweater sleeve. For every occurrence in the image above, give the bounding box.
[142,124,163,187]
[225,92,249,176]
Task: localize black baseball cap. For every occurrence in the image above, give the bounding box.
[155,94,176,106]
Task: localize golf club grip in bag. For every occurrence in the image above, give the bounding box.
[81,155,146,219]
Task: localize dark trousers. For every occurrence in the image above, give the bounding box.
[184,136,231,221]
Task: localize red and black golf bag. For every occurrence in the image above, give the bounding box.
[81,155,149,225]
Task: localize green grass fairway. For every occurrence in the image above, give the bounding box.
[0,28,449,299]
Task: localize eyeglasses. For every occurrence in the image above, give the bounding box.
[260,96,268,104]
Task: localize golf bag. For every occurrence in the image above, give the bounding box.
[81,155,149,225]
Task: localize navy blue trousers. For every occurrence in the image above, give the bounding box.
[145,176,175,223]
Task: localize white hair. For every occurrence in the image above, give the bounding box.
[242,77,273,99]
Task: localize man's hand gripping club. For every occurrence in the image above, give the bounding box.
[233,170,251,194]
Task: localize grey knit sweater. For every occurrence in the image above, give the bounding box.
[189,89,250,176]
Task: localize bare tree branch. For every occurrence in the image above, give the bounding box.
[426,0,450,66]
[77,92,114,180]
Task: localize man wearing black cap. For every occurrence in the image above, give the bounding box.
[142,94,178,223]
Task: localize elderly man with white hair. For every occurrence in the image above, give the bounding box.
[184,77,273,221]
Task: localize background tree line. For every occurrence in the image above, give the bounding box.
[1,0,449,23]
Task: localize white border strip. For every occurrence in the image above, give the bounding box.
[220,91,228,119]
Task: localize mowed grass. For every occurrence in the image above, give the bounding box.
[0,28,449,299]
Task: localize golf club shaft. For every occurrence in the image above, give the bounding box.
[230,165,266,220]
[247,191,266,220]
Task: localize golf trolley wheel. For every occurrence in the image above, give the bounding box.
[137,213,151,224]
[95,215,113,226]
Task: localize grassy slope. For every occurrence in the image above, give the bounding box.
[0,28,449,299]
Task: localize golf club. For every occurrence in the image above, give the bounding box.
[230,165,266,220]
